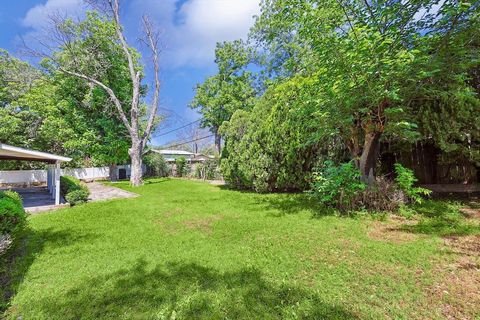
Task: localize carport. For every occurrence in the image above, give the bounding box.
[0,143,72,206]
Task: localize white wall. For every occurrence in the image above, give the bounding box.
[0,166,110,185]
[0,169,47,185]
[0,164,144,185]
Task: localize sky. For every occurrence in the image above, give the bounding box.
[0,0,261,146]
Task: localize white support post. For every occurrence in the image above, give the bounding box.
[55,161,61,205]
[50,165,55,199]
[47,166,51,194]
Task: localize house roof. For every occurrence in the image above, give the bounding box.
[0,143,72,163]
[151,149,195,156]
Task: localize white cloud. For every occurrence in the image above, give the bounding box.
[22,0,85,30]
[21,0,260,68]
[168,0,260,67]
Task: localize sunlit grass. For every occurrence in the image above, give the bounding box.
[2,179,477,319]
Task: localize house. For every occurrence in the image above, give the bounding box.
[150,149,214,164]
[148,149,215,176]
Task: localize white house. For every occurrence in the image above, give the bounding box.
[150,149,214,163]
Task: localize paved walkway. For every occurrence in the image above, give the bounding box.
[86,182,138,202]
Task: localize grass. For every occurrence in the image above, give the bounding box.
[1,179,479,319]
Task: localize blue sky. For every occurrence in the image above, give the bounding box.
[0,0,260,145]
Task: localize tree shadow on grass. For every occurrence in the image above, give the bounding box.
[217,186,336,218]
[29,259,357,320]
[144,178,170,185]
[257,193,337,218]
[399,200,480,237]
[1,227,99,313]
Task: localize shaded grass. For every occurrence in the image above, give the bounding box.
[1,179,476,319]
[400,200,480,236]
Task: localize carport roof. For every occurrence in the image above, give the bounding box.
[0,143,72,163]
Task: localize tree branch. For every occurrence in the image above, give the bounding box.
[141,15,161,149]
[59,68,132,132]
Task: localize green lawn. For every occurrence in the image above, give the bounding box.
[2,179,479,319]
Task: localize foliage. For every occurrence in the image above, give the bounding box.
[4,179,478,319]
[190,40,257,152]
[220,76,331,192]
[244,0,479,181]
[194,159,219,180]
[0,16,132,169]
[175,157,188,177]
[311,161,366,212]
[65,189,90,206]
[144,153,170,178]
[0,191,27,236]
[394,164,432,204]
[60,175,90,205]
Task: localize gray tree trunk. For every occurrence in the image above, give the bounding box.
[214,130,221,155]
[129,140,143,186]
[109,164,118,182]
[359,131,381,184]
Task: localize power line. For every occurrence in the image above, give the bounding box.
[165,134,214,149]
[153,119,201,138]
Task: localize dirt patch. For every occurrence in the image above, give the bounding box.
[183,215,223,234]
[427,235,480,320]
[367,218,421,243]
[460,207,480,219]
[445,235,480,257]
[163,208,183,218]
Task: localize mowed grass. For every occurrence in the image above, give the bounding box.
[3,179,478,319]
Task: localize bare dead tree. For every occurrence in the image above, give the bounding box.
[28,0,161,186]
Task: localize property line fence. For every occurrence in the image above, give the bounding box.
[0,165,133,186]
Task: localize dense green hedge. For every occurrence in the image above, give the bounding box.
[60,176,90,205]
[0,191,27,235]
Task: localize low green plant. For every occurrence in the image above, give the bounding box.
[195,159,219,180]
[311,161,366,212]
[175,157,188,177]
[60,175,90,205]
[394,163,431,204]
[144,153,171,177]
[65,189,89,206]
[0,190,27,235]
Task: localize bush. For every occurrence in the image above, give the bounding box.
[65,189,89,206]
[394,163,431,204]
[0,191,27,235]
[353,177,405,212]
[144,153,171,177]
[220,78,333,192]
[175,157,188,177]
[195,159,220,180]
[311,161,366,212]
[311,162,415,213]
[60,175,89,205]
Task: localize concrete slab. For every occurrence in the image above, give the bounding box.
[1,182,137,214]
[0,186,68,214]
[86,182,138,202]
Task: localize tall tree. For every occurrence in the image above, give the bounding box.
[190,40,256,154]
[35,0,161,186]
[251,0,479,182]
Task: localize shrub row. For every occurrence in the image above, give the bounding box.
[60,176,90,206]
[0,191,27,236]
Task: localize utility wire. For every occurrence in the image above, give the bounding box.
[165,134,214,149]
[153,119,201,137]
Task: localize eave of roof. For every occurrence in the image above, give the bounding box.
[0,143,72,162]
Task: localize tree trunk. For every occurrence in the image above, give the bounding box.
[129,140,143,186]
[359,131,381,184]
[214,129,222,154]
[109,163,118,182]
